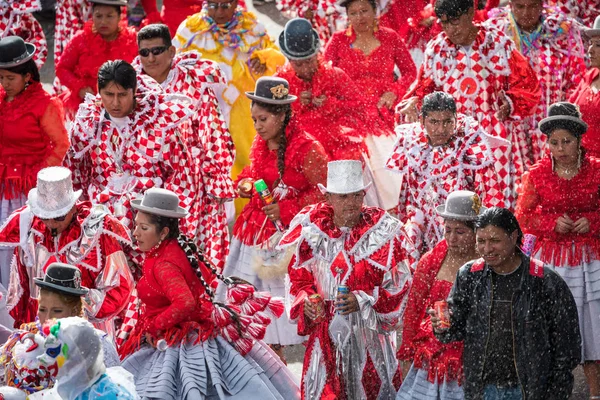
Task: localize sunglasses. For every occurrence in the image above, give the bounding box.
[138,46,169,57]
[206,1,235,10]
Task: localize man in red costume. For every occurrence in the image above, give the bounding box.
[279,160,413,400]
[132,24,235,270]
[0,167,134,332]
[486,0,587,165]
[276,18,367,162]
[400,0,541,207]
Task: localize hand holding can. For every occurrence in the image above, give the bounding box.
[428,300,451,332]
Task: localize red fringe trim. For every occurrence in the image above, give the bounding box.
[412,346,463,385]
[535,238,600,267]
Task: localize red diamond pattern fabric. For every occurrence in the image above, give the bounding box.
[0,0,47,69]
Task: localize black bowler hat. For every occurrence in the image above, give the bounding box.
[278,18,320,60]
[539,102,588,138]
[34,263,89,296]
[246,76,297,104]
[0,36,36,68]
[88,0,128,5]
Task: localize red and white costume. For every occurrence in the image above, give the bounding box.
[0,0,47,69]
[486,7,586,165]
[404,24,541,206]
[386,115,509,256]
[546,0,600,26]
[396,240,465,398]
[55,20,138,115]
[0,202,134,332]
[132,51,235,270]
[280,203,412,400]
[516,155,600,361]
[65,75,201,253]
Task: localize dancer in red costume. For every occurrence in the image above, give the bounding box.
[0,37,69,292]
[0,167,133,335]
[120,188,300,400]
[133,24,235,271]
[397,190,482,399]
[280,160,412,400]
[515,103,600,398]
[386,92,509,258]
[140,0,203,36]
[570,17,600,158]
[400,0,540,208]
[222,77,328,360]
[325,0,416,129]
[55,0,137,116]
[546,0,600,26]
[0,0,47,69]
[486,0,586,166]
[276,19,366,163]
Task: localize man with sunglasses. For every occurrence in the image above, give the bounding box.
[386,92,509,259]
[398,0,541,211]
[174,0,286,215]
[132,23,234,270]
[0,167,134,333]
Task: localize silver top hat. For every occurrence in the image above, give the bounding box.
[246,76,297,105]
[585,15,600,38]
[278,18,321,60]
[27,167,83,219]
[34,262,89,296]
[436,190,486,221]
[318,160,372,194]
[0,36,36,68]
[131,188,188,219]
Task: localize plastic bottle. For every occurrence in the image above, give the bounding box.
[254,179,285,231]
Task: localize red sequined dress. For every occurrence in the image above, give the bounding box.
[570,68,600,158]
[515,155,600,361]
[396,240,464,396]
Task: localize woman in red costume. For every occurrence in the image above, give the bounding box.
[515,102,600,398]
[325,0,416,129]
[55,0,137,117]
[121,187,300,399]
[396,190,482,399]
[0,36,69,291]
[570,21,600,158]
[222,76,328,361]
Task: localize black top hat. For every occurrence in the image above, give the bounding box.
[539,102,588,137]
[246,76,297,104]
[0,36,36,69]
[34,263,89,296]
[278,18,321,60]
[88,0,128,5]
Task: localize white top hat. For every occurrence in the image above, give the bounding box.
[318,160,372,194]
[27,167,83,219]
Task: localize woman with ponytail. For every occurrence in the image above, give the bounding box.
[223,77,329,361]
[120,187,300,400]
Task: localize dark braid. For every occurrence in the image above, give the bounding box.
[251,101,292,179]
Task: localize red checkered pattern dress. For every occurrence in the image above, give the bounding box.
[65,75,200,242]
[133,51,235,271]
[405,25,541,207]
[0,0,47,69]
[487,8,587,166]
[546,0,600,26]
[386,115,510,256]
[54,0,91,66]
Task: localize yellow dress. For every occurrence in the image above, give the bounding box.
[174,9,286,214]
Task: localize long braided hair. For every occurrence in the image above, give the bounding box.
[251,101,293,180]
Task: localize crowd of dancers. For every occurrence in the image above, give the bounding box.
[0,0,600,398]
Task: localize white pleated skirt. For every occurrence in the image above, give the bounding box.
[397,366,464,400]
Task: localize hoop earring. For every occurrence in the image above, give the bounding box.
[578,148,582,170]
[551,155,555,172]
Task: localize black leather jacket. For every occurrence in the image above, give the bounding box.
[435,254,581,400]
